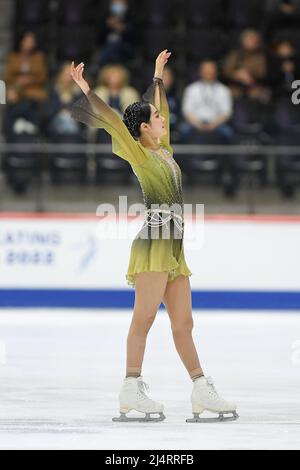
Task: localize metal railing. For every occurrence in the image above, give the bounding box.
[1,142,300,156]
[0,142,299,213]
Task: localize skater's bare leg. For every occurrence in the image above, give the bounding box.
[162,275,238,423]
[126,271,169,377]
[163,275,204,379]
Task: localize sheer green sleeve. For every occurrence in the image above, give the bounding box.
[142,77,172,154]
[71,89,149,166]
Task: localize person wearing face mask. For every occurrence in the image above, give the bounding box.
[92,0,136,71]
[268,39,300,98]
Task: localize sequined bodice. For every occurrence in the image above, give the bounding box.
[131,145,183,212]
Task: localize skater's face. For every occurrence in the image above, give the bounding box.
[143,104,166,139]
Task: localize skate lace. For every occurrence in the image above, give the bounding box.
[137,379,150,396]
[206,376,219,400]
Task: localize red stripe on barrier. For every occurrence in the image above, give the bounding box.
[203,214,300,223]
[0,212,300,223]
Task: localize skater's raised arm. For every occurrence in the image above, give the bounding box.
[70,61,122,129]
[70,61,148,166]
[142,50,172,150]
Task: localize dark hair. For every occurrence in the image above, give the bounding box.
[15,31,38,53]
[123,102,151,139]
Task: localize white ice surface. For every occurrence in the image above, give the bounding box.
[0,309,299,450]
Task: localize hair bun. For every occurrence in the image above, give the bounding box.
[123,102,151,139]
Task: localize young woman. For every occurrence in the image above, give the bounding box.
[70,51,238,423]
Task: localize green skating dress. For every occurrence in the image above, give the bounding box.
[71,77,192,287]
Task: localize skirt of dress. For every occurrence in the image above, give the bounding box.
[125,219,192,287]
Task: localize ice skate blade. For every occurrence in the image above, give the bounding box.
[186,411,239,423]
[112,412,166,422]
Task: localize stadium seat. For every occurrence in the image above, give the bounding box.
[57,0,97,25]
[179,128,227,187]
[141,28,182,61]
[184,29,229,61]
[232,97,270,135]
[57,26,97,62]
[273,96,300,197]
[49,133,88,184]
[185,0,226,27]
[270,28,300,50]
[138,0,179,27]
[14,0,51,26]
[95,129,131,185]
[224,97,271,197]
[3,133,41,195]
[227,0,264,28]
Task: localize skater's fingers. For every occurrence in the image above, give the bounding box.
[75,62,84,72]
[72,64,84,81]
[71,61,78,74]
[160,49,169,57]
[77,67,84,78]
[162,52,171,60]
[156,50,166,60]
[156,50,171,64]
[73,70,80,81]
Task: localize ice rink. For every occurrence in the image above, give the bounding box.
[0,309,299,450]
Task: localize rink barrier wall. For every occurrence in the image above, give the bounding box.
[0,212,299,310]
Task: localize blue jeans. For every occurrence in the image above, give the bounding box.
[180,122,234,145]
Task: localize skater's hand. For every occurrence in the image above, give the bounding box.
[154,49,171,79]
[70,61,90,95]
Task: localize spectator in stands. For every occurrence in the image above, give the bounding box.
[92,0,136,72]
[2,86,40,139]
[4,31,48,102]
[3,32,48,140]
[93,63,140,143]
[264,0,300,33]
[181,60,233,144]
[268,39,300,97]
[43,63,83,138]
[223,29,270,102]
[162,65,181,142]
[94,64,140,116]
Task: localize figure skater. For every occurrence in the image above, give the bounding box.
[70,50,238,423]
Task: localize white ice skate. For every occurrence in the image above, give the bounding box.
[186,376,239,423]
[112,376,166,422]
